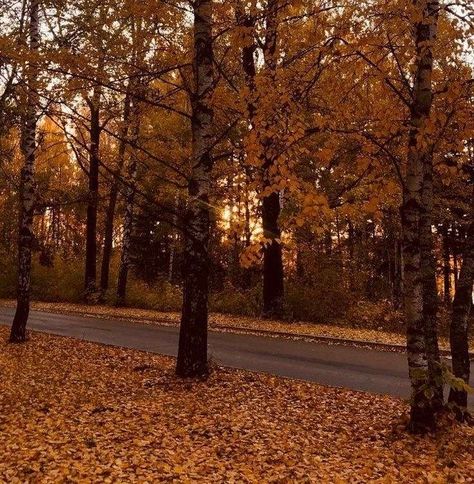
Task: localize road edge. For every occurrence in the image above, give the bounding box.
[1,301,473,359]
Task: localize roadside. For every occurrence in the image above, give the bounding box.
[1,299,472,354]
[1,327,473,482]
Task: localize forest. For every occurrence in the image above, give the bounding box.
[0,0,474,480]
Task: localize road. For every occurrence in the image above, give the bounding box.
[1,307,472,405]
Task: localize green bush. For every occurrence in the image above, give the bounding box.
[210,283,262,316]
[0,251,17,299]
[208,281,351,323]
[343,299,403,331]
[1,251,417,332]
[123,278,182,312]
[283,281,352,323]
[0,254,84,302]
[31,256,84,302]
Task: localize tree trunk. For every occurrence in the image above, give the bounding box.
[100,91,131,294]
[453,224,459,290]
[403,0,439,433]
[348,219,356,291]
[10,0,40,343]
[168,195,179,283]
[448,189,474,419]
[116,159,137,306]
[235,6,256,292]
[84,84,101,301]
[402,184,434,433]
[421,146,443,410]
[176,0,214,378]
[262,191,284,315]
[116,101,141,306]
[241,169,252,288]
[442,223,451,305]
[237,0,284,314]
[393,238,403,310]
[261,0,284,317]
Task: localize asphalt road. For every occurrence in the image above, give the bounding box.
[1,307,472,405]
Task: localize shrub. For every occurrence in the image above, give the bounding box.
[31,256,84,302]
[123,278,182,312]
[343,299,403,332]
[209,281,351,323]
[210,283,262,316]
[283,281,352,323]
[0,252,17,299]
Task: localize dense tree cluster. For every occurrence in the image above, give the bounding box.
[0,0,473,432]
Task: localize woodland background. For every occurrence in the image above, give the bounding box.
[0,0,471,322]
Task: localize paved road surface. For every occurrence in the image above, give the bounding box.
[1,307,472,405]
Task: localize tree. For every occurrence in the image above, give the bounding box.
[402,0,440,433]
[116,94,141,306]
[84,79,102,300]
[448,178,474,420]
[260,0,284,317]
[100,90,131,295]
[176,0,215,377]
[235,0,284,316]
[10,0,40,343]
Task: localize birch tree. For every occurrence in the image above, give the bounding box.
[176,0,215,377]
[10,0,40,343]
[402,0,440,433]
[116,109,140,306]
[100,90,131,295]
[448,181,474,420]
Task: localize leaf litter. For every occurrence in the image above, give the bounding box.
[1,327,473,482]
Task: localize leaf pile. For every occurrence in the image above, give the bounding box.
[1,328,473,482]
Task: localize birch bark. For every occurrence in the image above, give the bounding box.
[402,0,440,433]
[100,91,131,294]
[176,0,214,377]
[116,97,141,306]
[10,0,40,343]
[448,184,474,419]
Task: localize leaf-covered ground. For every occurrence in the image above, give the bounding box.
[1,299,472,351]
[1,327,473,482]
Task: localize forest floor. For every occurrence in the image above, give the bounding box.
[1,327,473,483]
[0,299,472,352]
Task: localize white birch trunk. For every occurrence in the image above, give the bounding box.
[176,0,214,377]
[403,0,439,433]
[10,0,40,342]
